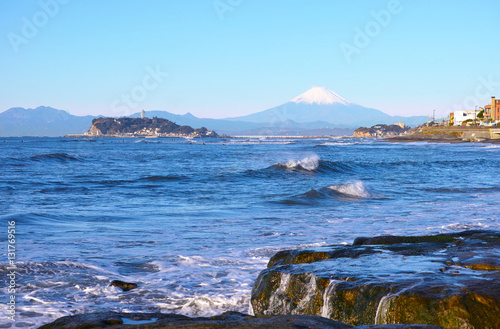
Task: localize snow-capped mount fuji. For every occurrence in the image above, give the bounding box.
[227,87,426,128]
[290,86,351,105]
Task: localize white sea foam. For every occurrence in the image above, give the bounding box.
[440,222,489,231]
[178,294,250,316]
[295,242,328,249]
[15,255,260,328]
[245,242,327,258]
[149,260,178,273]
[482,144,500,149]
[177,255,211,266]
[277,154,320,171]
[327,181,370,198]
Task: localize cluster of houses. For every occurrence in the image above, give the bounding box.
[451,96,500,126]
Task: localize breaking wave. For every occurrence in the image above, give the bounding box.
[327,181,370,198]
[276,181,371,205]
[273,155,320,171]
[271,155,355,173]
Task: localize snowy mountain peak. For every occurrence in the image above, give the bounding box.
[290,87,351,105]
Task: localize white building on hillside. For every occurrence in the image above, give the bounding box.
[454,110,480,126]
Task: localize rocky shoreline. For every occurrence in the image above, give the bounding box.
[353,123,500,143]
[252,230,500,328]
[386,134,500,144]
[40,231,499,328]
[39,311,443,328]
[385,126,500,143]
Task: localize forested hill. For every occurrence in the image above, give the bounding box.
[86,117,217,137]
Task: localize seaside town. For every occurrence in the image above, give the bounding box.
[353,96,500,141]
[449,96,500,126]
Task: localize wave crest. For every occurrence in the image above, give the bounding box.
[327,181,370,198]
[273,155,320,171]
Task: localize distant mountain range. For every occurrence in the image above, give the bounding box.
[0,106,97,137]
[0,87,427,137]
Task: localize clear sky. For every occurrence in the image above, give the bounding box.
[1,0,499,119]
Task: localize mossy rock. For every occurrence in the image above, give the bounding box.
[377,292,500,329]
[252,270,328,315]
[110,280,138,291]
[251,230,500,328]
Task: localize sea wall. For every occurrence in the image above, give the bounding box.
[420,126,495,139]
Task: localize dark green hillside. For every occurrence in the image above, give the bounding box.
[88,117,217,137]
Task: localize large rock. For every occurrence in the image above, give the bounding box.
[251,230,500,328]
[39,311,442,328]
[110,280,138,291]
[39,311,351,328]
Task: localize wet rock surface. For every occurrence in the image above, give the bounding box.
[110,279,138,291]
[251,230,500,328]
[39,311,443,329]
[39,311,353,328]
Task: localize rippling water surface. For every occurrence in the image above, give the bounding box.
[0,137,499,327]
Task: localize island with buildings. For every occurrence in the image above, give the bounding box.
[79,110,217,138]
[353,122,410,138]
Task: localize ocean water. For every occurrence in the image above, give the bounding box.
[0,137,499,327]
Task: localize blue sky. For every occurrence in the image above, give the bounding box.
[1,0,499,119]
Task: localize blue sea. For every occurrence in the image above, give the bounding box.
[1,137,499,327]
